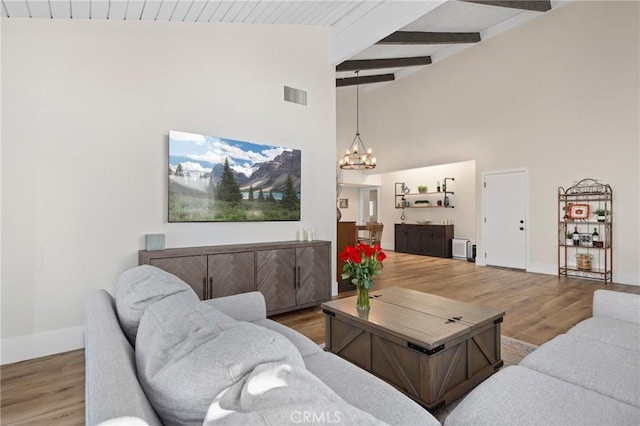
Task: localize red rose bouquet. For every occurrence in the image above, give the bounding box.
[339,243,387,309]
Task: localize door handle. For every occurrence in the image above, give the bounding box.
[293,267,297,289]
[209,277,213,299]
[296,266,301,288]
[202,277,207,299]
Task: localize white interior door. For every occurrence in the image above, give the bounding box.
[483,170,527,269]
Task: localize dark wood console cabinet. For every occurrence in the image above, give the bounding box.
[395,224,454,258]
[337,221,357,292]
[139,240,331,316]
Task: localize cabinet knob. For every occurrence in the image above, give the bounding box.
[519,227,524,231]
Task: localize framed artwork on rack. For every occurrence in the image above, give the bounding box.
[579,233,593,247]
[568,203,590,220]
[339,199,349,209]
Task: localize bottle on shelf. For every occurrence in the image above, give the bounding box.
[437,181,441,192]
[592,228,599,247]
[573,226,580,246]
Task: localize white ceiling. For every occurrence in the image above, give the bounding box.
[1,0,564,85]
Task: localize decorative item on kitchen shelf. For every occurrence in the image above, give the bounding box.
[339,243,387,310]
[579,233,593,247]
[418,185,428,194]
[567,203,590,220]
[594,208,607,223]
[576,253,593,270]
[565,232,574,246]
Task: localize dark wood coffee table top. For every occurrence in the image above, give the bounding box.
[322,286,505,350]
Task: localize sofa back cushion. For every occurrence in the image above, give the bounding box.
[115,265,199,345]
[135,295,305,426]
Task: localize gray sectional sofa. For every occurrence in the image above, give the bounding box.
[84,265,440,425]
[445,289,640,426]
[85,264,640,426]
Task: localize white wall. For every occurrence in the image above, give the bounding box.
[337,1,639,285]
[380,161,476,250]
[1,19,335,363]
[337,186,360,223]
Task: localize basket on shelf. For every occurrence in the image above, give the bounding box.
[576,253,593,270]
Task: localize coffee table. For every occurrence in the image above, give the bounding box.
[321,287,505,410]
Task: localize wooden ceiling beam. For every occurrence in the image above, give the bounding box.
[463,1,552,13]
[377,31,481,45]
[336,56,432,72]
[336,73,395,87]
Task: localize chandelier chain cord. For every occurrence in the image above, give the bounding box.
[356,70,360,135]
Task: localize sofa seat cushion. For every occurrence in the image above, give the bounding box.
[252,318,323,358]
[202,361,388,425]
[444,365,640,426]
[114,265,199,345]
[304,351,441,426]
[567,316,640,352]
[519,334,640,407]
[136,295,305,426]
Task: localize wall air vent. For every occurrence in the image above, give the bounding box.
[284,86,307,106]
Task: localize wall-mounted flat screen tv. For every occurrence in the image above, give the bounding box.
[169,130,301,222]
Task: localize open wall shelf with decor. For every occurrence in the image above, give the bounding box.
[394,178,455,209]
[558,178,612,284]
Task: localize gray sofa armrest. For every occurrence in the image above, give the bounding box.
[85,290,162,426]
[202,291,267,322]
[593,289,640,325]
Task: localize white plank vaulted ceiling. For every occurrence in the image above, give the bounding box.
[1,0,564,86]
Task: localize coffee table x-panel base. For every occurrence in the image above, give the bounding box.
[322,287,505,411]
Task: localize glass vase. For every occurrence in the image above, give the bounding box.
[356,285,370,310]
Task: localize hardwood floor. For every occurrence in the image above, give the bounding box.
[2,251,639,425]
[275,251,640,346]
[1,350,85,425]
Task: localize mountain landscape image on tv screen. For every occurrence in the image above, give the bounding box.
[168,130,301,222]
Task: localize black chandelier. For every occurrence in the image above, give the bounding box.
[339,71,376,170]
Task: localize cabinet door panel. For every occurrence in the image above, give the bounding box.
[256,249,296,313]
[395,225,408,253]
[150,256,207,299]
[406,228,422,254]
[296,245,331,305]
[208,252,255,298]
[422,226,445,256]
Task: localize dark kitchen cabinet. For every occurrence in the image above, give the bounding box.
[394,223,454,258]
